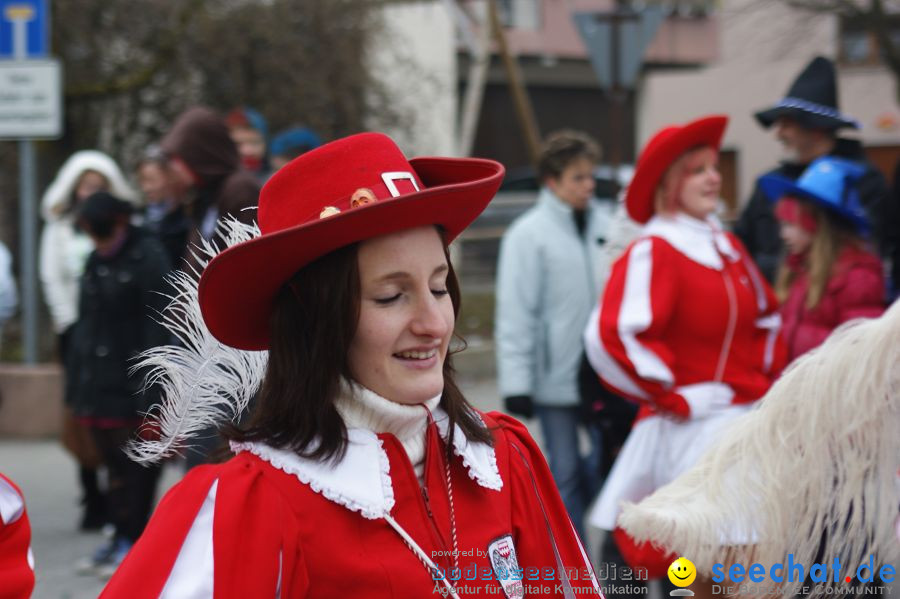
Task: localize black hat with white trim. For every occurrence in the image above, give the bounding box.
[755,56,860,131]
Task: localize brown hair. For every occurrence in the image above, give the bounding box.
[228,229,492,461]
[775,202,860,309]
[537,130,601,183]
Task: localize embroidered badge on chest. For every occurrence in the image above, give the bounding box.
[488,535,524,598]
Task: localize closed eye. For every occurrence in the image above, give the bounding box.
[374,293,401,305]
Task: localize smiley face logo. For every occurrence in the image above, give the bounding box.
[667,557,696,587]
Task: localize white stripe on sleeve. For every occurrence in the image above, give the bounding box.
[756,313,782,373]
[618,239,674,386]
[161,479,218,598]
[0,477,24,525]
[583,305,650,400]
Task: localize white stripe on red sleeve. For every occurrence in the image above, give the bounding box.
[618,238,675,386]
[161,479,218,598]
[0,476,24,525]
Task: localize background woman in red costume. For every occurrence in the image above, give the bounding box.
[584,115,787,591]
[101,133,602,598]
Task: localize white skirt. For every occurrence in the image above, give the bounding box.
[589,403,754,530]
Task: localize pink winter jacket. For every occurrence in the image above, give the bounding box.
[780,245,886,362]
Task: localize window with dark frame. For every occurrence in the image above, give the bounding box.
[838,14,900,66]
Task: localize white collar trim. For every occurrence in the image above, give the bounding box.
[230,407,501,520]
[642,213,740,269]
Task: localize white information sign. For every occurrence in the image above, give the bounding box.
[0,58,62,138]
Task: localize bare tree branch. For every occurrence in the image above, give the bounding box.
[785,0,900,102]
[784,0,863,16]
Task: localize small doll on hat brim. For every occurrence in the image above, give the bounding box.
[760,156,886,362]
[105,133,606,598]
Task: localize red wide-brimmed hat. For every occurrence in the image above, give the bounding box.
[198,132,504,350]
[625,115,728,224]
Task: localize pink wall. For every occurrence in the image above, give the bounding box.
[485,0,718,64]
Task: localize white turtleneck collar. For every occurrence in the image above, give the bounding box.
[642,212,740,270]
[334,381,441,482]
[230,387,502,520]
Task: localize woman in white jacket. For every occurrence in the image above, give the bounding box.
[39,150,138,531]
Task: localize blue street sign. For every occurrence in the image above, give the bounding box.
[0,0,48,58]
[574,7,665,90]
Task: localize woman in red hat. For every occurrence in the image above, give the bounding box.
[583,115,787,583]
[102,133,601,598]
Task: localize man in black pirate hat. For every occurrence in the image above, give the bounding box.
[735,56,899,290]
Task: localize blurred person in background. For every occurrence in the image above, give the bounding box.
[69,192,171,579]
[585,116,786,592]
[39,150,140,532]
[162,107,260,263]
[269,126,322,172]
[136,145,190,269]
[735,56,897,294]
[0,240,17,354]
[760,156,885,363]
[225,106,271,182]
[160,106,260,466]
[495,129,612,542]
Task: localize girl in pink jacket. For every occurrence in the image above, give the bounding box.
[760,156,886,362]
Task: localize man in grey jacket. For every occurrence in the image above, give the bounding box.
[495,130,612,541]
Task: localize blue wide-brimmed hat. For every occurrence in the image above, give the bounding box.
[759,156,869,232]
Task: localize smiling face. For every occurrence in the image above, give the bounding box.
[667,557,697,587]
[347,226,454,405]
[675,146,721,220]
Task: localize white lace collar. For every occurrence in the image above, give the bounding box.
[642,212,740,270]
[230,406,502,520]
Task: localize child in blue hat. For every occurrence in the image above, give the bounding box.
[760,156,886,362]
[269,126,322,172]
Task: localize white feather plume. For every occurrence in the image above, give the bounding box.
[128,217,268,463]
[617,300,900,592]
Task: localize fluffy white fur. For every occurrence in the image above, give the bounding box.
[618,300,900,592]
[128,217,268,463]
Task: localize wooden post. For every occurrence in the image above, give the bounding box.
[487,0,542,168]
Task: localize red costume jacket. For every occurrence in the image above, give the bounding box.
[780,245,885,362]
[102,411,602,598]
[0,472,34,599]
[588,214,787,421]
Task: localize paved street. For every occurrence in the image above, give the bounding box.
[1,376,607,598]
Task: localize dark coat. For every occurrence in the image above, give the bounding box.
[161,107,260,271]
[145,205,191,271]
[68,227,172,421]
[735,138,893,284]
